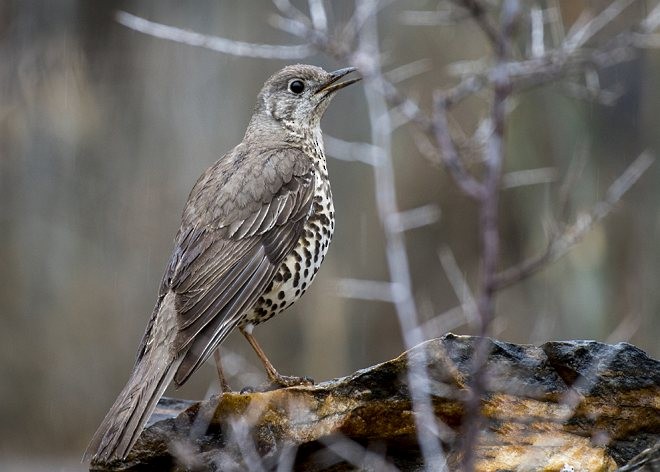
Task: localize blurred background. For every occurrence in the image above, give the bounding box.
[1,0,658,469]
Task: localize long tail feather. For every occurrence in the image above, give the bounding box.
[84,292,181,463]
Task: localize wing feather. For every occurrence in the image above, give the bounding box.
[146,147,315,386]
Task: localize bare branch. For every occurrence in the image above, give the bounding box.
[634,32,660,47]
[399,7,470,26]
[388,100,420,132]
[443,16,654,104]
[323,134,383,166]
[641,3,660,32]
[413,306,467,339]
[494,152,654,290]
[388,205,441,233]
[546,0,567,45]
[437,247,480,327]
[341,0,396,45]
[385,59,433,84]
[460,2,520,468]
[335,278,403,303]
[595,152,654,213]
[353,1,449,469]
[557,143,589,223]
[455,0,502,49]
[380,81,434,129]
[563,0,637,51]
[275,444,298,472]
[269,14,307,37]
[116,11,313,59]
[443,35,638,96]
[432,96,484,199]
[446,57,490,78]
[501,167,558,189]
[563,80,623,105]
[530,6,545,58]
[605,311,642,344]
[229,419,268,472]
[441,74,489,108]
[272,0,310,26]
[307,0,328,32]
[409,128,443,166]
[318,436,401,472]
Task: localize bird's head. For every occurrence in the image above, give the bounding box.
[250,64,361,136]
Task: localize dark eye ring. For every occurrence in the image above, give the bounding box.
[289,79,305,94]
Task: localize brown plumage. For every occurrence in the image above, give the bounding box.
[85,64,360,464]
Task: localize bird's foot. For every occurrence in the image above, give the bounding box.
[267,374,314,390]
[240,375,313,393]
[279,374,314,387]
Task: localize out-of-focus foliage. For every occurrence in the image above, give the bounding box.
[0,0,658,467]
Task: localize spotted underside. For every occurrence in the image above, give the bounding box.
[241,174,334,327]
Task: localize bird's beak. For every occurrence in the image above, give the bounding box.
[316,67,361,95]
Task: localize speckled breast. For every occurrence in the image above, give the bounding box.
[241,176,334,327]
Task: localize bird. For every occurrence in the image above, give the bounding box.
[84,64,360,463]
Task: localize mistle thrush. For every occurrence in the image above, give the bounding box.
[85,64,360,463]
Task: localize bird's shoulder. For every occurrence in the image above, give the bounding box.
[180,142,314,231]
[151,141,317,322]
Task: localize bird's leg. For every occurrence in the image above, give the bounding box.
[213,348,232,393]
[240,327,314,389]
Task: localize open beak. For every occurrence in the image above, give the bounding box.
[316,67,361,95]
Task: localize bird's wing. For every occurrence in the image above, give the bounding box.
[136,145,315,387]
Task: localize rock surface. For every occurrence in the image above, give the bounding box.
[90,334,659,471]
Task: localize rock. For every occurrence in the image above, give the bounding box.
[90,334,660,472]
[616,443,660,471]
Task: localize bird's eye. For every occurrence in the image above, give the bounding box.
[288,79,305,94]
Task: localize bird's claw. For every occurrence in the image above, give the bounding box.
[268,374,315,389]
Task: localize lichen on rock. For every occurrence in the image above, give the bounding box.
[90,334,660,472]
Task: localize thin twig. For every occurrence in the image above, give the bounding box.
[557,143,590,223]
[388,205,441,233]
[641,3,660,32]
[307,0,328,32]
[493,152,654,290]
[399,7,470,26]
[441,75,489,108]
[531,6,545,57]
[116,11,313,59]
[455,0,503,49]
[354,1,449,469]
[385,59,433,84]
[437,247,480,327]
[336,278,403,303]
[432,97,484,199]
[460,2,520,469]
[229,418,268,472]
[563,0,637,51]
[323,134,383,166]
[318,436,401,472]
[501,167,558,189]
[273,0,311,26]
[604,311,641,344]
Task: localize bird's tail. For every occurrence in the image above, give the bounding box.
[84,294,182,464]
